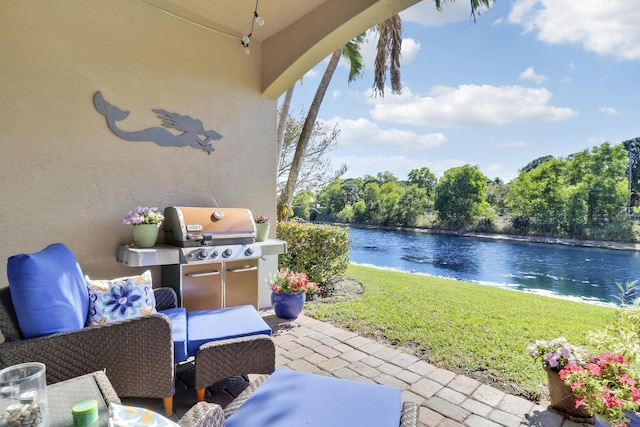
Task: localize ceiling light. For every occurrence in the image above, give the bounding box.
[241,0,263,54]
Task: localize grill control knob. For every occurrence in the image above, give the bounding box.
[222,249,233,258]
[244,247,254,256]
[212,250,219,257]
[197,249,208,260]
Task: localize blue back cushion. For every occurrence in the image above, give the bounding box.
[7,243,89,338]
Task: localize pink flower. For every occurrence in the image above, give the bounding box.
[618,374,637,386]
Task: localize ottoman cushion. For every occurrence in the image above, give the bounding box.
[225,368,402,427]
[186,305,271,357]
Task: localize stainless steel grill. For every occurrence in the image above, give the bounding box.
[162,206,263,311]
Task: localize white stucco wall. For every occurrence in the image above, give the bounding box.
[0,1,278,284]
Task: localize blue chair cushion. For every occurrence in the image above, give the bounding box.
[225,368,402,427]
[186,305,271,357]
[160,307,188,363]
[6,243,89,338]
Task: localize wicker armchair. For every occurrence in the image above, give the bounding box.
[0,286,177,416]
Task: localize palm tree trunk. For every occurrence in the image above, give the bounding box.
[276,85,295,160]
[279,47,344,216]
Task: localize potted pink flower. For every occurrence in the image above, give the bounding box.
[528,337,590,417]
[269,268,318,319]
[560,353,640,427]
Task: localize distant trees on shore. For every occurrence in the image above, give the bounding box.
[292,141,637,242]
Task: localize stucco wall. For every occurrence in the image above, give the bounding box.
[0,1,277,284]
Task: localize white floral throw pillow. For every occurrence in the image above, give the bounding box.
[86,270,156,326]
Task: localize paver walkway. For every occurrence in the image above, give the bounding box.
[265,311,592,427]
[126,310,594,426]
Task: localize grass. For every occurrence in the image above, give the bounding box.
[304,264,617,399]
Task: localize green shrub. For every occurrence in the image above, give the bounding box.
[276,220,351,295]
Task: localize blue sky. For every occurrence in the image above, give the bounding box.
[282,0,640,183]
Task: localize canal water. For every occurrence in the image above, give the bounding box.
[347,227,640,305]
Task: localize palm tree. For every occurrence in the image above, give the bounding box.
[372,0,494,97]
[278,35,365,219]
[277,0,495,219]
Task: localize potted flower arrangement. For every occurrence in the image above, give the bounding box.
[269,268,318,319]
[123,206,164,248]
[528,337,590,417]
[560,353,640,426]
[253,215,270,242]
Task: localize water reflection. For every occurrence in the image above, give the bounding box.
[347,227,640,305]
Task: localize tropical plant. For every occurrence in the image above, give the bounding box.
[588,285,640,372]
[560,353,640,426]
[278,34,365,219]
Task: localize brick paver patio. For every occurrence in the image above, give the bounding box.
[125,310,594,426]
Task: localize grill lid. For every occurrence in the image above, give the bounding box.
[163,207,256,247]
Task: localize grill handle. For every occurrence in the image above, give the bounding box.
[227,266,258,273]
[185,270,220,278]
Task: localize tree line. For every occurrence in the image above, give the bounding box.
[290,140,640,243]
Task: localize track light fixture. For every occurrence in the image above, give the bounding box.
[241,0,263,54]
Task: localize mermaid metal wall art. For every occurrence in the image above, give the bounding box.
[93,91,223,154]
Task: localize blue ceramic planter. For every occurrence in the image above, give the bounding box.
[271,292,305,319]
[595,412,640,427]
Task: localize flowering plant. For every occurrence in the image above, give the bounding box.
[560,353,640,426]
[269,268,318,295]
[528,337,589,372]
[122,206,164,226]
[254,215,270,224]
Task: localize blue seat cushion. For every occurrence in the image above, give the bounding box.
[6,243,89,338]
[225,368,402,427]
[160,307,188,363]
[186,305,271,357]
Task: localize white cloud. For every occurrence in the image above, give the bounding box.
[368,85,578,127]
[492,139,530,149]
[322,117,447,150]
[518,67,547,84]
[332,90,341,99]
[401,1,491,26]
[561,76,572,85]
[508,0,640,60]
[487,163,504,174]
[598,106,619,115]
[303,69,318,79]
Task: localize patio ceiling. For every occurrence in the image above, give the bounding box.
[138,0,421,98]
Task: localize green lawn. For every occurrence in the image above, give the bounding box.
[304,264,616,398]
